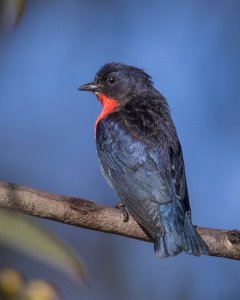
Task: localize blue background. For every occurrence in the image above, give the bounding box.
[0,1,240,299]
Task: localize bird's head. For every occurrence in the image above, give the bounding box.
[79,63,156,129]
[79,62,154,104]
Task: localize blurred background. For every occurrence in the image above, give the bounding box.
[0,0,240,299]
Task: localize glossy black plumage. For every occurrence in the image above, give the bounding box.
[80,63,208,258]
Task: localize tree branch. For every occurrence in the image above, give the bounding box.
[0,181,239,260]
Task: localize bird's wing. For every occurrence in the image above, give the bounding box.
[97,119,190,236]
[97,133,173,205]
[167,145,190,211]
[98,141,166,236]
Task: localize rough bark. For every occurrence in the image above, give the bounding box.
[0,181,239,260]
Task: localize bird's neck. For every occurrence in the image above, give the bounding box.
[95,93,118,129]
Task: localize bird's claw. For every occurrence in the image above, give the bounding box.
[115,202,129,222]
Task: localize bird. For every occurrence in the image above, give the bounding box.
[79,63,208,258]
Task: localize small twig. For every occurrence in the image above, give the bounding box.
[0,181,239,260]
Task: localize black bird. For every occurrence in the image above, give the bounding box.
[79,63,208,258]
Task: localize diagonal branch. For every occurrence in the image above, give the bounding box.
[0,181,239,260]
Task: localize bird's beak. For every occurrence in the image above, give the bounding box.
[78,81,100,93]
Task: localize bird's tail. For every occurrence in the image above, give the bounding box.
[182,212,208,256]
[154,202,208,258]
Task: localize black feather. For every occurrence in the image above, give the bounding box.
[90,63,208,257]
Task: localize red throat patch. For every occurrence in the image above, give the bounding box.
[95,93,118,129]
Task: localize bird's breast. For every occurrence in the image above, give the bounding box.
[96,113,125,150]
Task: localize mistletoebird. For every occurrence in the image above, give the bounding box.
[79,63,208,258]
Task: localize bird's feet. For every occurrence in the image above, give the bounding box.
[115,202,129,222]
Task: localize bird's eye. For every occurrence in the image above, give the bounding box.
[108,77,115,84]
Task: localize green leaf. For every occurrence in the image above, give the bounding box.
[0,209,87,284]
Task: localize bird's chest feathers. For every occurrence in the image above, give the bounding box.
[95,94,118,129]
